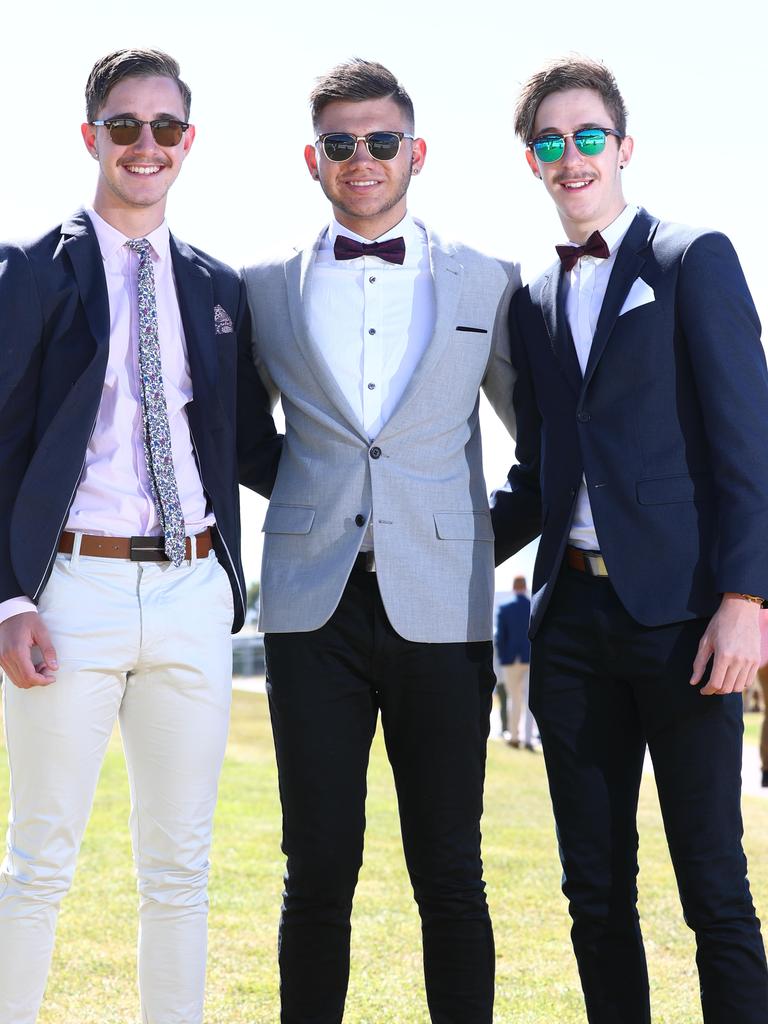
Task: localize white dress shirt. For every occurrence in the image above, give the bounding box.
[564,204,638,551]
[0,209,213,623]
[308,213,436,440]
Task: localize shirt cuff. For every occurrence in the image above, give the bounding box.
[0,597,37,625]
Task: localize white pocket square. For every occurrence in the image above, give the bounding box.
[619,278,655,316]
[214,304,234,335]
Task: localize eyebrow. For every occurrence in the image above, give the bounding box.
[533,122,610,135]
[100,111,185,121]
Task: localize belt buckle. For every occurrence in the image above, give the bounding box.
[584,551,609,577]
[130,537,167,562]
[363,551,376,573]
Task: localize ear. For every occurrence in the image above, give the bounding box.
[181,123,196,158]
[304,143,320,180]
[410,137,427,175]
[81,122,99,160]
[618,134,633,169]
[525,148,540,178]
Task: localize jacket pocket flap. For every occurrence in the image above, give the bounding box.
[433,511,494,541]
[262,503,316,534]
[636,473,712,505]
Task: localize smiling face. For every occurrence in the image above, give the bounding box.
[81,74,195,235]
[526,88,632,242]
[304,96,426,239]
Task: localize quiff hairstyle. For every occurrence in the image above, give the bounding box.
[309,58,415,131]
[513,55,627,144]
[85,48,191,122]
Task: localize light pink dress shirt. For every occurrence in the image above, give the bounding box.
[0,209,213,623]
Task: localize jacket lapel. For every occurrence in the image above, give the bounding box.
[376,234,462,437]
[582,208,658,389]
[285,232,368,440]
[170,236,221,417]
[538,264,583,395]
[60,211,110,356]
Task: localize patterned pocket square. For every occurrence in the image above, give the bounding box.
[214,304,234,334]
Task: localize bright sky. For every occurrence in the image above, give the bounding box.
[4,0,764,591]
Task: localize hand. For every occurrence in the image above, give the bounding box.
[0,612,58,689]
[689,594,761,696]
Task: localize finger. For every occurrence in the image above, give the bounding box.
[33,620,59,671]
[5,653,56,689]
[699,653,728,696]
[690,635,714,686]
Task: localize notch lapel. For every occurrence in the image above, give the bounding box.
[61,211,110,357]
[582,209,658,389]
[538,264,582,395]
[170,237,221,415]
[285,234,368,440]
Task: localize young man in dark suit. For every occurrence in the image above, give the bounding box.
[0,49,279,1023]
[492,55,768,1023]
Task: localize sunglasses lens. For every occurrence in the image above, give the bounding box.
[323,134,357,161]
[108,120,141,145]
[152,120,184,146]
[366,132,401,161]
[574,129,607,156]
[533,135,565,163]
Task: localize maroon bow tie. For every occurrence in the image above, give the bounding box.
[333,234,406,265]
[555,230,610,272]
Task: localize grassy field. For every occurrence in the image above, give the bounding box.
[0,691,766,1023]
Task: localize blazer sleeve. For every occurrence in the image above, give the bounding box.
[235,275,283,498]
[490,289,544,566]
[482,261,522,438]
[0,244,44,602]
[677,231,768,599]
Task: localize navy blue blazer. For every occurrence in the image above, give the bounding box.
[0,210,281,631]
[496,594,531,664]
[492,208,768,635]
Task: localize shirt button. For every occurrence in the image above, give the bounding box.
[368,328,376,335]
[367,382,376,390]
[577,411,591,423]
[369,446,382,460]
[369,276,376,283]
[355,514,366,527]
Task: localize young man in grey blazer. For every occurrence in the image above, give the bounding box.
[238,59,520,1024]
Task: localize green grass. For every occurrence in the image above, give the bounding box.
[0,693,766,1023]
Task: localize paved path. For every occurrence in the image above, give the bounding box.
[234,675,767,799]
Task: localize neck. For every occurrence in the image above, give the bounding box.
[92,196,167,239]
[561,202,627,245]
[333,205,407,241]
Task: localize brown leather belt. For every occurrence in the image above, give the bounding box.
[58,528,214,562]
[566,545,609,577]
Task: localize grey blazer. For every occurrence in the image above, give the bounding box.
[240,227,519,643]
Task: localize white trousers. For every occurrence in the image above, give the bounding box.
[0,544,233,1024]
[501,662,531,743]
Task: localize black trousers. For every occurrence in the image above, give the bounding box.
[532,566,768,1023]
[264,561,496,1024]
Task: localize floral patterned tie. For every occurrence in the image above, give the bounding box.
[127,238,186,566]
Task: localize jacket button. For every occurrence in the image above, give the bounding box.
[355,514,366,527]
[577,411,591,423]
[369,446,382,459]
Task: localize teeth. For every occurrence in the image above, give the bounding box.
[348,180,378,187]
[563,180,590,190]
[126,165,161,175]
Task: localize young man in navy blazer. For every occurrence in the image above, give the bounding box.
[492,56,768,1023]
[0,49,279,1023]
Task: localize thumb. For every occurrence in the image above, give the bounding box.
[689,633,712,686]
[34,619,58,670]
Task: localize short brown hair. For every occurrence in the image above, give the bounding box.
[309,58,414,131]
[514,55,627,143]
[85,49,191,122]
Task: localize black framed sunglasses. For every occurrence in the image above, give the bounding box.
[315,131,414,163]
[90,117,190,147]
[527,127,624,163]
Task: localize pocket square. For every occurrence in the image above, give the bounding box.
[619,278,655,316]
[214,304,234,334]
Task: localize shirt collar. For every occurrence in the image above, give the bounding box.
[86,207,171,262]
[559,203,638,258]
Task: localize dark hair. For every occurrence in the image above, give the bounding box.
[514,55,627,143]
[85,49,191,122]
[309,58,414,130]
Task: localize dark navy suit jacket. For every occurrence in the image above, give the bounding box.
[492,208,768,635]
[0,210,281,631]
[496,594,531,664]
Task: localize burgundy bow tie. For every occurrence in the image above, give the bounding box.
[556,230,610,272]
[333,234,406,265]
